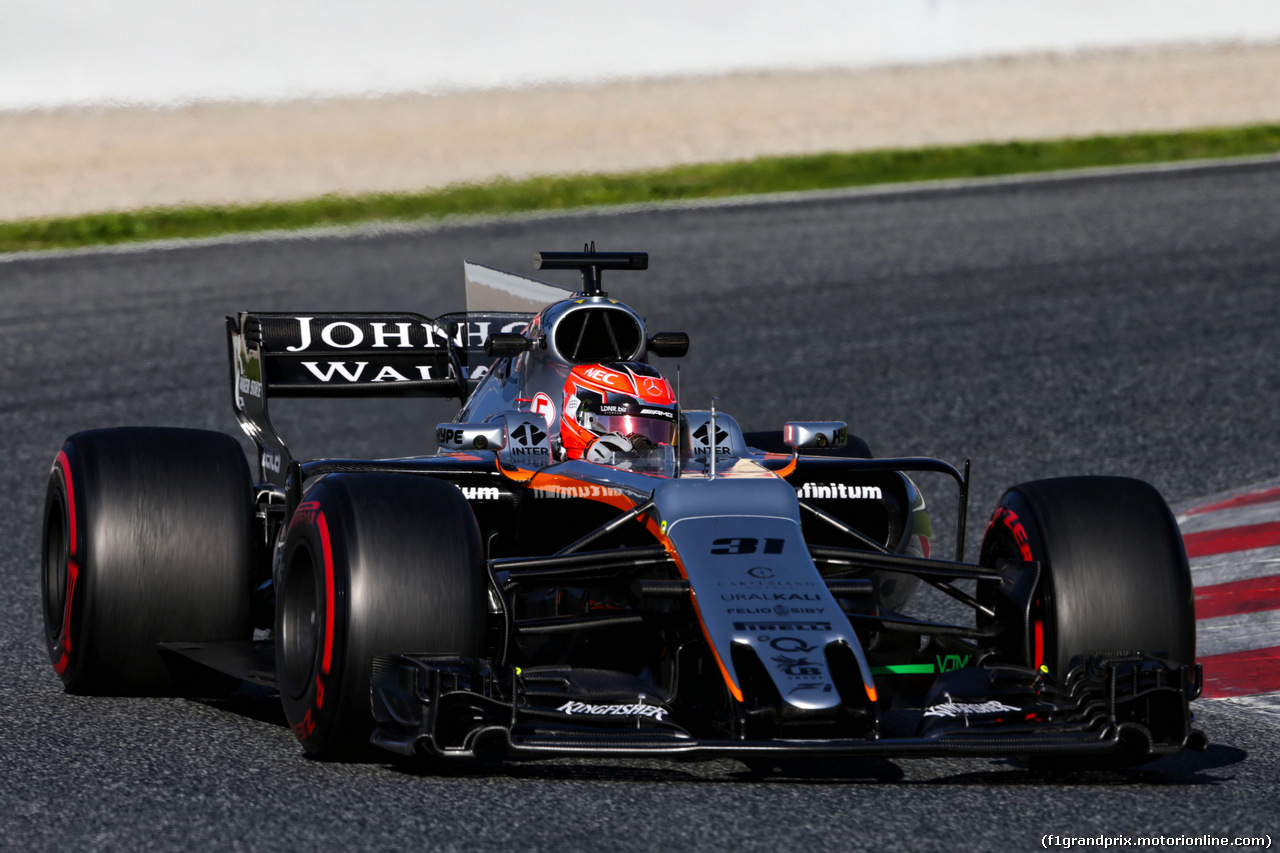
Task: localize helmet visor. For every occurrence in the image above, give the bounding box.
[591,414,677,446]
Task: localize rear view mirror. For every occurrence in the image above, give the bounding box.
[783,422,848,451]
[647,332,689,358]
[484,333,533,357]
[437,423,507,452]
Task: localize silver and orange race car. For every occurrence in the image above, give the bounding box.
[41,249,1203,767]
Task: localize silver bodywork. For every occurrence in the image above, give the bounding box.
[445,263,906,713]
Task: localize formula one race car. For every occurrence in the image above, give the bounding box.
[41,248,1204,768]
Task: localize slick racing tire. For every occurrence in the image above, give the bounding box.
[980,476,1195,678]
[42,428,254,695]
[276,473,487,759]
[742,430,873,459]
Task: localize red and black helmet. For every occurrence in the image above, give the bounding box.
[561,362,678,460]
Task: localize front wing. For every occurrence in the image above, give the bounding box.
[369,653,1205,761]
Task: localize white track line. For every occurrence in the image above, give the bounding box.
[1179,502,1280,535]
[1173,475,1280,523]
[1179,478,1280,714]
[1190,546,1280,587]
[1196,610,1280,658]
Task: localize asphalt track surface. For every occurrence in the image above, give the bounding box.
[3,160,1280,850]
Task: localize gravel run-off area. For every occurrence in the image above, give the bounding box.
[3,40,1280,222]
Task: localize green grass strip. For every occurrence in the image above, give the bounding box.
[4,123,1279,253]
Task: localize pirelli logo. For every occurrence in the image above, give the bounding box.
[733,621,832,632]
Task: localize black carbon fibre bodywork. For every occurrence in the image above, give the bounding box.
[367,653,1203,761]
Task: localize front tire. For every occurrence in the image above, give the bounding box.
[42,428,254,695]
[276,474,488,759]
[980,476,1194,677]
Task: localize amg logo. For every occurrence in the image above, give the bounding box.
[457,486,501,501]
[795,483,883,500]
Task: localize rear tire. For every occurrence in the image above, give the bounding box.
[979,476,1194,677]
[42,428,254,695]
[276,474,487,759]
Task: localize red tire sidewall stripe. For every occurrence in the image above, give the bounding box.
[989,504,1043,669]
[1033,612,1045,671]
[318,510,335,680]
[52,451,79,675]
[288,506,337,742]
[57,451,77,556]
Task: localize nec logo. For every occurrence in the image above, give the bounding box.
[583,367,621,387]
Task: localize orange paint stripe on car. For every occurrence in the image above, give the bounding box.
[644,516,744,704]
[519,470,637,512]
[494,458,538,482]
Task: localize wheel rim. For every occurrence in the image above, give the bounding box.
[280,545,321,700]
[982,506,1054,673]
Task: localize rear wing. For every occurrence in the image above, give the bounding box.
[227,310,531,486]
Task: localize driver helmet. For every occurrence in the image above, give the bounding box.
[561,362,678,460]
